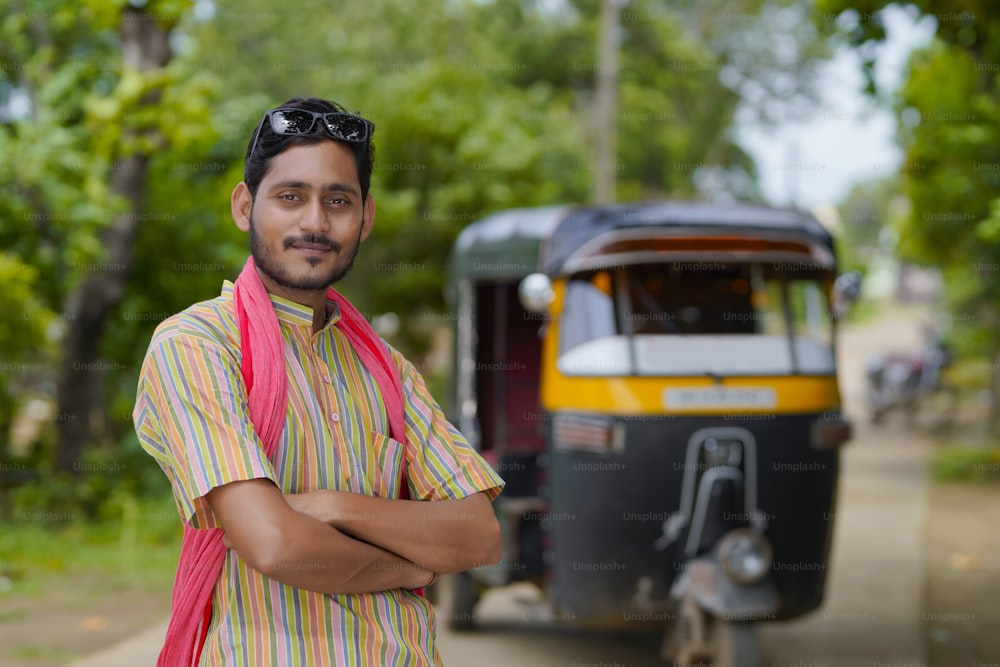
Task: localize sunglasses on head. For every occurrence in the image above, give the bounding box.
[248,108,373,159]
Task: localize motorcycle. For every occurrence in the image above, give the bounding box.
[866,336,954,427]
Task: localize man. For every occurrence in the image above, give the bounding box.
[133,97,504,666]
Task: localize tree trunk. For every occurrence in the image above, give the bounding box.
[52,7,172,474]
[593,0,620,204]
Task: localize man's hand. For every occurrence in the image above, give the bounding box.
[284,490,339,524]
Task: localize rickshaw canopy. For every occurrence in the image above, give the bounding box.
[448,202,837,288]
[447,204,571,283]
[542,201,836,277]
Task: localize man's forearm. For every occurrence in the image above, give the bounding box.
[209,479,433,595]
[286,491,502,574]
[261,514,435,595]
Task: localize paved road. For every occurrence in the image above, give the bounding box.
[71,308,934,666]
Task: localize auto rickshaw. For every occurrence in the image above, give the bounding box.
[443,201,857,666]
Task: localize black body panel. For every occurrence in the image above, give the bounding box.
[544,414,839,622]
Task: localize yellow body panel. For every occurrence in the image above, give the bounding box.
[540,371,841,415]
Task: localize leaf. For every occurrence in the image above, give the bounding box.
[975,198,1000,243]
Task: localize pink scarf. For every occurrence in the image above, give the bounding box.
[158,256,409,666]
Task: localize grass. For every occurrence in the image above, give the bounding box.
[931,442,1000,483]
[0,494,181,666]
[925,348,1000,483]
[0,609,27,623]
[11,644,76,660]
[0,493,181,604]
[838,297,884,327]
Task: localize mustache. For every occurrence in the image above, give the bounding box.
[284,234,342,252]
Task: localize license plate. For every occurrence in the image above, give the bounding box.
[663,387,777,409]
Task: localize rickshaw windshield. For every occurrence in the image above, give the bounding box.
[557,261,834,376]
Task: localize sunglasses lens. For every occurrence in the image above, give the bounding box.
[325,115,369,142]
[269,109,316,134]
[263,109,370,144]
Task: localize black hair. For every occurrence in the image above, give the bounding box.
[243,97,375,201]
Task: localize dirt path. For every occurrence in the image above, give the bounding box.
[755,305,933,664]
[923,482,1000,664]
[0,572,169,667]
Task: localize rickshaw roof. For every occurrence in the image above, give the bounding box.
[449,201,834,282]
[544,201,834,275]
[449,204,572,281]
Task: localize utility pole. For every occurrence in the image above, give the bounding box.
[785,140,800,209]
[594,0,624,204]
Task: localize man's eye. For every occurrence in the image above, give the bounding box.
[279,193,299,201]
[327,197,350,206]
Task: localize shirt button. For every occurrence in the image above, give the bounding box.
[331,413,339,423]
[321,375,331,384]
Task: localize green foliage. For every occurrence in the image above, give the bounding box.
[10,473,101,521]
[0,253,54,463]
[818,0,1000,390]
[932,444,1000,483]
[169,0,829,329]
[836,177,900,252]
[0,0,840,498]
[0,492,179,595]
[944,356,994,392]
[0,1,123,304]
[0,253,53,360]
[9,437,170,521]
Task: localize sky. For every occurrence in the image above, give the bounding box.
[736,5,937,211]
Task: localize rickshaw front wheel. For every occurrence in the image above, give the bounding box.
[664,597,760,667]
[710,618,759,667]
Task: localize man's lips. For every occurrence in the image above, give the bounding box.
[290,242,334,254]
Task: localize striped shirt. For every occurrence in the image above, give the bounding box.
[133,281,504,666]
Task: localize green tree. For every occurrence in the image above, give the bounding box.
[181,0,834,326]
[838,176,901,251]
[0,0,232,473]
[819,0,1000,430]
[0,253,54,511]
[0,0,841,501]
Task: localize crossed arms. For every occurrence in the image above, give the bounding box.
[207,480,502,595]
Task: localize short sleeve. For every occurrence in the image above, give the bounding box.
[133,324,277,528]
[391,348,505,502]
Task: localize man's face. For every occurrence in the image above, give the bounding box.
[232,140,374,297]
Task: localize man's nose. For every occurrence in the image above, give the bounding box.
[298,199,329,233]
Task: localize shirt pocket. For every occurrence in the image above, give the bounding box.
[369,431,406,499]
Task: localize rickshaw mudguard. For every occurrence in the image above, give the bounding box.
[670,558,779,622]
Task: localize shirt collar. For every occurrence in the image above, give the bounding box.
[222,281,341,329]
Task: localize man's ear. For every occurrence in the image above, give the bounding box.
[232,182,253,232]
[360,193,376,243]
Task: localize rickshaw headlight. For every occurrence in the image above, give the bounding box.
[718,528,772,585]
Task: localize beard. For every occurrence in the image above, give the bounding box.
[248,211,363,292]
